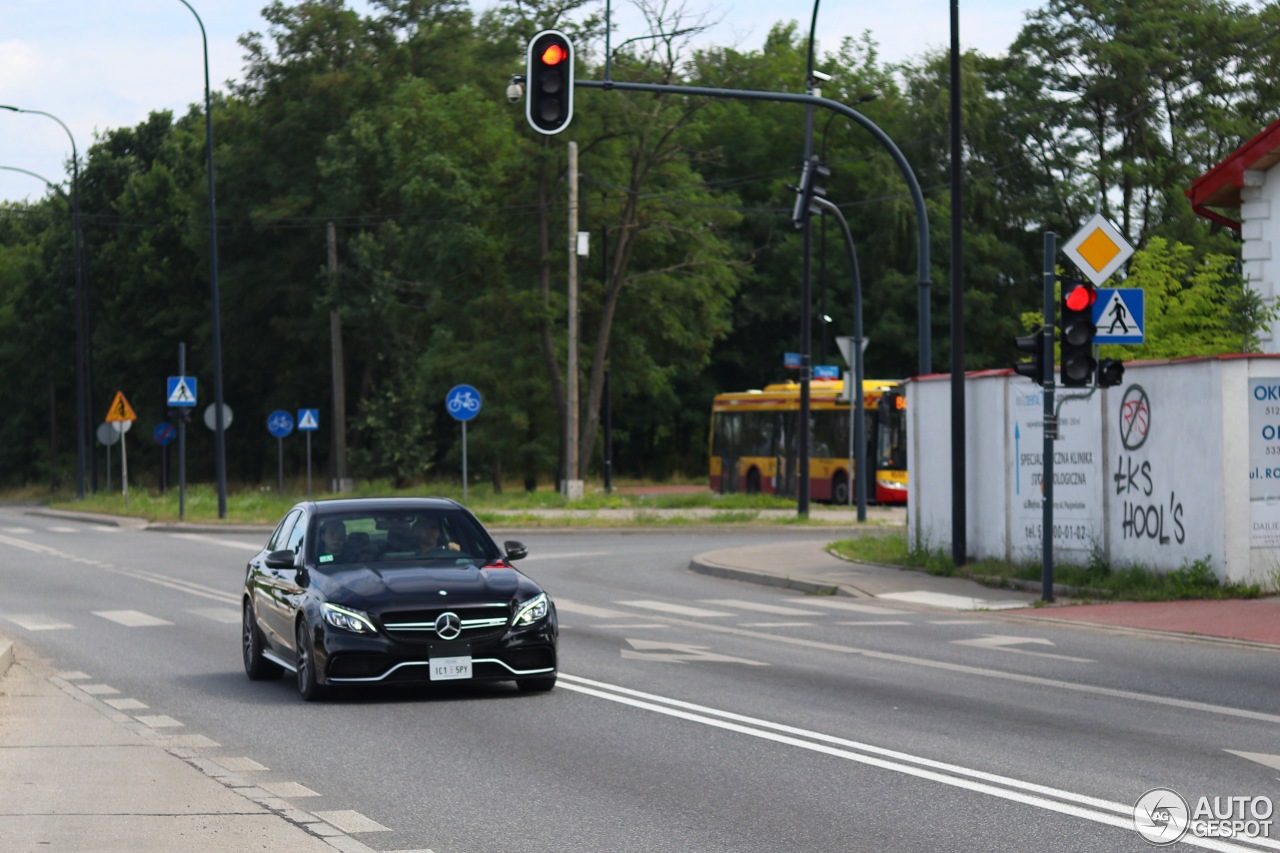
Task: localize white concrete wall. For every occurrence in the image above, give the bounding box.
[907,357,1280,587]
[1243,168,1278,353]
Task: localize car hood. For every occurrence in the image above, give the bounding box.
[315,563,529,604]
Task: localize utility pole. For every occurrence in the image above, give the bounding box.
[563,141,583,499]
[327,222,350,493]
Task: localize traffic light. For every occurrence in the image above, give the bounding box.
[1097,358,1125,388]
[1014,327,1046,386]
[1059,280,1097,387]
[526,30,574,135]
[791,155,830,228]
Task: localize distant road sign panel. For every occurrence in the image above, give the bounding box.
[1093,288,1145,344]
[297,409,320,431]
[1062,213,1134,286]
[105,391,137,423]
[267,410,294,438]
[167,376,197,407]
[153,422,176,447]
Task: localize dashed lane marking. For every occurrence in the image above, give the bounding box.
[700,598,824,616]
[790,598,911,615]
[835,621,913,626]
[261,781,320,798]
[93,609,174,627]
[551,598,632,619]
[879,590,1029,611]
[617,600,734,618]
[103,698,148,710]
[312,810,392,833]
[1,613,73,631]
[189,607,242,624]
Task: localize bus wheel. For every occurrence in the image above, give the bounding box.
[832,472,849,505]
[746,469,761,494]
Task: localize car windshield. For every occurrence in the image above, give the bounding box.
[312,509,498,568]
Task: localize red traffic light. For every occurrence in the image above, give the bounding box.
[541,44,568,65]
[1064,283,1096,313]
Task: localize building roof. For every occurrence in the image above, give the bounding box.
[1186,117,1280,232]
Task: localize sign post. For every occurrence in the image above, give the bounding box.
[297,409,320,497]
[153,422,175,493]
[445,385,481,500]
[96,421,121,492]
[168,347,197,519]
[104,391,138,508]
[266,410,295,494]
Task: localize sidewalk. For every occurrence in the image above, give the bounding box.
[689,540,1280,649]
[0,639,378,853]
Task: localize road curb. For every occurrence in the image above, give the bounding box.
[24,508,146,529]
[688,556,862,598]
[0,638,12,679]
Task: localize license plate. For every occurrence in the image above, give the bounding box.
[429,655,472,681]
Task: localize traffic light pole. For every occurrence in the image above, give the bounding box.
[1041,232,1056,603]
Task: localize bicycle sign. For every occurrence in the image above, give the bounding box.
[446,384,482,422]
[266,409,294,438]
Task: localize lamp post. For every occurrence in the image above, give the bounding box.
[175,0,228,518]
[0,106,87,500]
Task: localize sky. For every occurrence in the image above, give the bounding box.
[0,0,1035,203]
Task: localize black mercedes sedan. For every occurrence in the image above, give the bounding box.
[242,497,557,700]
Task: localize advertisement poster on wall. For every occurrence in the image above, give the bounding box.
[1249,378,1280,548]
[1010,381,1102,561]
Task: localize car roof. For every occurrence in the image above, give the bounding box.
[305,497,464,515]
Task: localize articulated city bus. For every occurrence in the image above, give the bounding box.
[709,379,907,504]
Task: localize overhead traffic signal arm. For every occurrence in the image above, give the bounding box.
[526,30,575,135]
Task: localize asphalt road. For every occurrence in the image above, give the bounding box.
[2,509,1278,852]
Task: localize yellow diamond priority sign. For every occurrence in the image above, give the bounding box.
[1062,213,1134,286]
[105,390,137,423]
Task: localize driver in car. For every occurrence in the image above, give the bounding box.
[413,515,460,553]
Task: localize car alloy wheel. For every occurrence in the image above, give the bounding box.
[295,619,326,701]
[243,600,282,681]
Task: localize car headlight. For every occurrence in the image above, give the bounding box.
[512,593,549,627]
[321,603,376,634]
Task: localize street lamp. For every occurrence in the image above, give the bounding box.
[0,105,88,500]
[174,0,229,518]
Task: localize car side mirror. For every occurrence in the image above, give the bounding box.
[503,540,528,561]
[264,549,296,569]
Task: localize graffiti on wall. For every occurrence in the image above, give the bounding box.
[1114,385,1185,545]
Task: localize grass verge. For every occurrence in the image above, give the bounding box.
[828,532,1266,602]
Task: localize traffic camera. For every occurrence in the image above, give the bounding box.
[526,30,574,135]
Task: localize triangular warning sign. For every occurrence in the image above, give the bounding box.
[105,391,137,423]
[298,410,319,430]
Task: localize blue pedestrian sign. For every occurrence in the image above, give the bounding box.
[167,376,197,407]
[296,409,320,431]
[266,410,294,438]
[153,422,176,447]
[1093,288,1145,344]
[446,385,482,422]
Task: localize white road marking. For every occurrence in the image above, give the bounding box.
[953,635,1095,663]
[218,757,267,772]
[103,698,149,710]
[261,781,320,798]
[835,621,913,627]
[621,638,768,666]
[791,598,910,615]
[93,609,174,627]
[1,527,33,534]
[553,598,632,618]
[929,620,988,625]
[134,715,183,728]
[312,810,392,833]
[519,550,611,561]
[740,621,815,628]
[189,607,242,624]
[879,590,1029,610]
[593,623,669,629]
[170,532,263,551]
[57,671,90,680]
[1226,751,1280,772]
[47,526,80,533]
[559,674,1262,853]
[2,613,73,631]
[700,598,823,616]
[79,684,119,695]
[618,600,733,618]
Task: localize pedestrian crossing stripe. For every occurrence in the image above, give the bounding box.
[1092,287,1145,344]
[105,390,137,423]
[167,376,197,406]
[297,409,320,430]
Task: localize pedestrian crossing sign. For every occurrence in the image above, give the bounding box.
[105,390,138,423]
[1093,288,1144,344]
[167,376,198,407]
[297,409,320,431]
